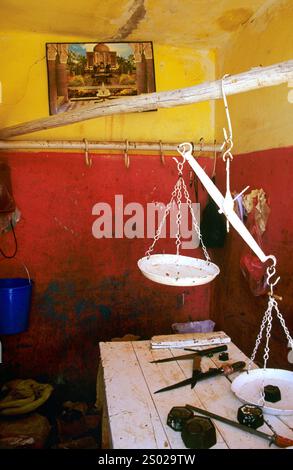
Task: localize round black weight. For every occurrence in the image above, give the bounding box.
[167,406,193,431]
[237,404,264,429]
[219,352,229,361]
[181,416,217,449]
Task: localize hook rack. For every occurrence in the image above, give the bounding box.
[199,137,204,153]
[0,139,223,153]
[124,140,130,169]
[159,140,165,166]
[83,138,92,167]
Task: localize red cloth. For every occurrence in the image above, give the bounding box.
[240,208,268,296]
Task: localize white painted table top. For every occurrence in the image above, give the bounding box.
[99,338,293,449]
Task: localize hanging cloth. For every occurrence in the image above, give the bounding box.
[0,163,18,257]
[239,191,270,296]
[0,179,15,215]
[200,177,227,248]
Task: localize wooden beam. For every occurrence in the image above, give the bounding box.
[0,60,292,139]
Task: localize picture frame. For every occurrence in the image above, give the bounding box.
[46,42,156,115]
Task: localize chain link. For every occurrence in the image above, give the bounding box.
[181,177,211,262]
[145,195,176,258]
[263,302,273,370]
[175,178,183,256]
[248,300,273,371]
[274,298,293,348]
[248,298,273,407]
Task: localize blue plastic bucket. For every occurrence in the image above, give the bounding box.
[0,278,32,334]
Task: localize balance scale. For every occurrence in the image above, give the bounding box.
[138,77,293,413]
[137,140,293,415]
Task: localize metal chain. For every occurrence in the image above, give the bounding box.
[262,302,273,370]
[248,301,273,371]
[221,75,234,163]
[220,76,234,232]
[175,178,183,256]
[145,155,187,258]
[145,150,211,262]
[274,298,293,348]
[248,299,273,407]
[249,259,279,371]
[181,177,211,262]
[145,190,177,258]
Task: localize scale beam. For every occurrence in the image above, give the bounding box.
[179,143,273,264]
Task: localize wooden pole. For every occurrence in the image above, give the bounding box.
[0,60,292,139]
[0,139,222,153]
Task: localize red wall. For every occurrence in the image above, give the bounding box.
[0,151,214,397]
[211,146,293,369]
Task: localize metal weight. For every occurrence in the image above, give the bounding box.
[167,406,193,431]
[264,385,281,403]
[181,416,217,449]
[237,404,264,429]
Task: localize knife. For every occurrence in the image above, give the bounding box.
[191,355,202,389]
[150,345,228,364]
[154,361,246,394]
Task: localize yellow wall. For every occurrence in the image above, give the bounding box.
[0,31,215,143]
[216,0,293,154]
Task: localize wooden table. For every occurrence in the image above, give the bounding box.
[97,338,293,449]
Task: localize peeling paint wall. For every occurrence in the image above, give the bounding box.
[0,30,215,143]
[0,17,217,396]
[216,0,293,154]
[0,152,214,396]
[110,0,146,40]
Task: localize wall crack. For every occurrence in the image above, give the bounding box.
[110,0,146,40]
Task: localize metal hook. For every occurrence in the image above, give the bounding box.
[124,140,130,169]
[83,138,92,167]
[221,74,233,140]
[174,142,192,174]
[199,137,204,152]
[267,255,277,268]
[159,140,165,166]
[221,75,234,162]
[174,142,190,165]
[222,136,234,162]
[266,255,281,295]
[177,142,192,155]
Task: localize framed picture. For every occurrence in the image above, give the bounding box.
[46,42,156,115]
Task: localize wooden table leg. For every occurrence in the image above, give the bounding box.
[96,362,111,449]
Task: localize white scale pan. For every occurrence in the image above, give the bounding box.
[231,369,293,415]
[138,254,220,287]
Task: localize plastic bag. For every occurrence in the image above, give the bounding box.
[240,206,268,296]
[172,320,215,334]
